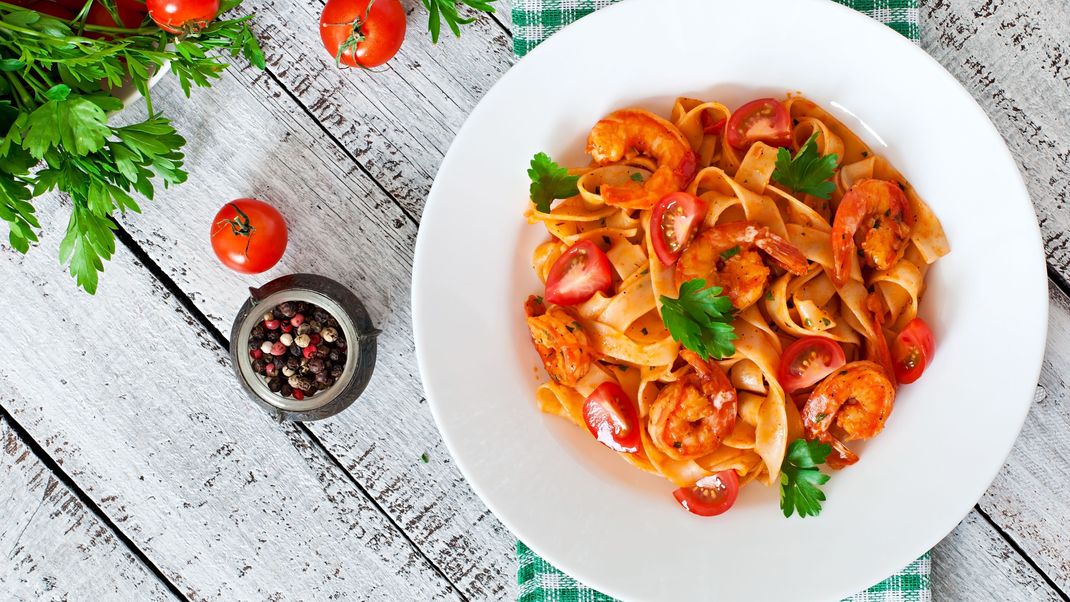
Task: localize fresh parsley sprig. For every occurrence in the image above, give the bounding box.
[659,279,737,360]
[771,132,838,200]
[780,438,832,518]
[527,152,578,213]
[423,0,495,43]
[0,4,264,293]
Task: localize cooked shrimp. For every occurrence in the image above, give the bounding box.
[586,108,698,209]
[801,361,895,468]
[524,295,592,387]
[831,179,912,287]
[675,221,808,309]
[648,350,737,461]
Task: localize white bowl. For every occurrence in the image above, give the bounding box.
[412,0,1048,599]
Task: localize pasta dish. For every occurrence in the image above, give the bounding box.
[522,95,949,517]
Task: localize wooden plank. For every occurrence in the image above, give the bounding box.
[933,511,1063,601]
[976,283,1070,593]
[115,60,518,598]
[920,0,1070,283]
[0,204,459,600]
[227,0,515,218]
[1,416,176,601]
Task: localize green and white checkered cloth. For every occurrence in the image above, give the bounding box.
[511,1,930,600]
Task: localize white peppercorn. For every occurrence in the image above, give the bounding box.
[294,333,311,348]
[260,340,274,354]
[279,333,294,346]
[320,327,338,343]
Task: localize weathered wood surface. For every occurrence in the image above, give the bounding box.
[1,416,176,601]
[2,0,1070,599]
[0,204,459,601]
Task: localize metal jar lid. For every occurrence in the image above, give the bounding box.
[229,273,379,422]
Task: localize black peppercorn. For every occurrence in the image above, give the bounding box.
[315,371,331,385]
[267,377,282,393]
[273,356,285,369]
[286,356,300,370]
[280,383,293,397]
[294,301,308,313]
[251,324,265,338]
[249,337,263,350]
[308,358,325,374]
[265,330,280,342]
[313,309,328,323]
[335,339,347,351]
[314,348,329,359]
[330,365,343,378]
[328,349,342,362]
[289,344,302,357]
[277,301,296,318]
[252,358,266,374]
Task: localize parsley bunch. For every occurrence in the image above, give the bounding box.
[771,132,838,200]
[659,279,737,360]
[780,438,832,518]
[527,152,578,213]
[0,1,264,293]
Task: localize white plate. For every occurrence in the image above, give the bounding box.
[412,0,1048,599]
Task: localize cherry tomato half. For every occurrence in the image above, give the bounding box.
[582,382,641,454]
[320,0,406,69]
[544,240,613,306]
[726,98,792,151]
[672,470,740,517]
[778,336,847,393]
[650,192,707,266]
[210,198,288,274]
[892,318,935,384]
[146,0,219,34]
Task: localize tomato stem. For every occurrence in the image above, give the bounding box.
[214,203,256,258]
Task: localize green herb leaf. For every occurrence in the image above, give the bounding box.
[719,246,740,261]
[779,438,832,518]
[528,152,578,213]
[659,279,737,360]
[420,452,430,463]
[424,0,494,43]
[772,132,838,200]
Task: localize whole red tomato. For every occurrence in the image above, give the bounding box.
[320,0,406,69]
[210,199,287,274]
[146,0,219,34]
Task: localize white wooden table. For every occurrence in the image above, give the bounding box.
[2,0,1069,599]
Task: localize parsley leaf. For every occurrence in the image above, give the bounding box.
[528,152,579,213]
[659,279,737,360]
[423,0,495,43]
[780,438,832,518]
[772,132,838,200]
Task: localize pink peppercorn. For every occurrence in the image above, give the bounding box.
[290,314,305,327]
[264,319,281,330]
[280,322,293,333]
[250,348,263,360]
[309,333,322,346]
[270,342,287,356]
[292,389,305,401]
[302,345,317,359]
[265,363,276,376]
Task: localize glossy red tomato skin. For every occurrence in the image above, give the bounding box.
[892,318,935,384]
[778,336,847,393]
[726,98,792,150]
[210,198,288,274]
[544,240,613,306]
[146,0,219,34]
[582,382,641,454]
[672,470,740,517]
[88,0,147,28]
[650,192,707,266]
[320,0,406,69]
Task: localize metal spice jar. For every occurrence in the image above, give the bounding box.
[230,273,378,422]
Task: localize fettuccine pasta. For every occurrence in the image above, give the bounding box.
[523,95,948,516]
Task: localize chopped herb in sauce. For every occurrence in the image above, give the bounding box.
[630,172,644,182]
[720,246,741,260]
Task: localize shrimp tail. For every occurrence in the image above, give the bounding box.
[755,231,809,275]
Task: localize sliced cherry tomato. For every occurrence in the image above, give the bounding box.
[672,470,740,517]
[210,198,288,274]
[320,0,406,69]
[726,98,792,150]
[544,240,612,306]
[778,336,847,393]
[892,318,935,384]
[582,382,641,454]
[650,192,707,266]
[146,0,218,34]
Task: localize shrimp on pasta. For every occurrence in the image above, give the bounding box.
[521,93,948,518]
